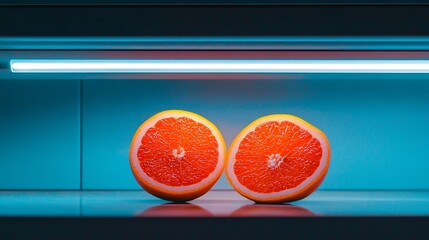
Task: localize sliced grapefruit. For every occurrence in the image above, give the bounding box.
[130,110,226,202]
[226,114,330,203]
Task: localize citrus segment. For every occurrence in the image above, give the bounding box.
[130,110,226,202]
[226,114,330,203]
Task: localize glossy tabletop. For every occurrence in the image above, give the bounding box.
[0,190,428,217]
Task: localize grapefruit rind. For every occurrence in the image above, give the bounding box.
[130,110,226,201]
[226,114,330,203]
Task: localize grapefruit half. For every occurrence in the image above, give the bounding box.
[130,110,226,202]
[226,114,330,203]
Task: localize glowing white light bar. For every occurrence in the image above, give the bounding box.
[10,60,429,73]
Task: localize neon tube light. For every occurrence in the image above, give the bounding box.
[10,60,429,73]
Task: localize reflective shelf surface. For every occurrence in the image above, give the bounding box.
[0,190,428,217]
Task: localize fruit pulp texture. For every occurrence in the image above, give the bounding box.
[234,121,322,193]
[138,117,219,186]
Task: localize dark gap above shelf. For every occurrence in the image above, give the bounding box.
[1,5,429,37]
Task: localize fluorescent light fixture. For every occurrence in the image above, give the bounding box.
[10,59,429,73]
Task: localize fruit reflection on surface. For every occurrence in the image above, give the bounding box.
[230,204,316,217]
[226,114,330,203]
[130,110,226,202]
[139,203,213,217]
[137,203,314,217]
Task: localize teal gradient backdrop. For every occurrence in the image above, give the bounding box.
[0,79,80,189]
[82,76,429,190]
[1,76,429,190]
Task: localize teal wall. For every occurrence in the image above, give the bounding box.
[1,76,429,190]
[0,79,80,189]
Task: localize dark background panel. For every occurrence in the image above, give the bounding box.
[1,6,429,36]
[1,0,429,4]
[1,217,429,240]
